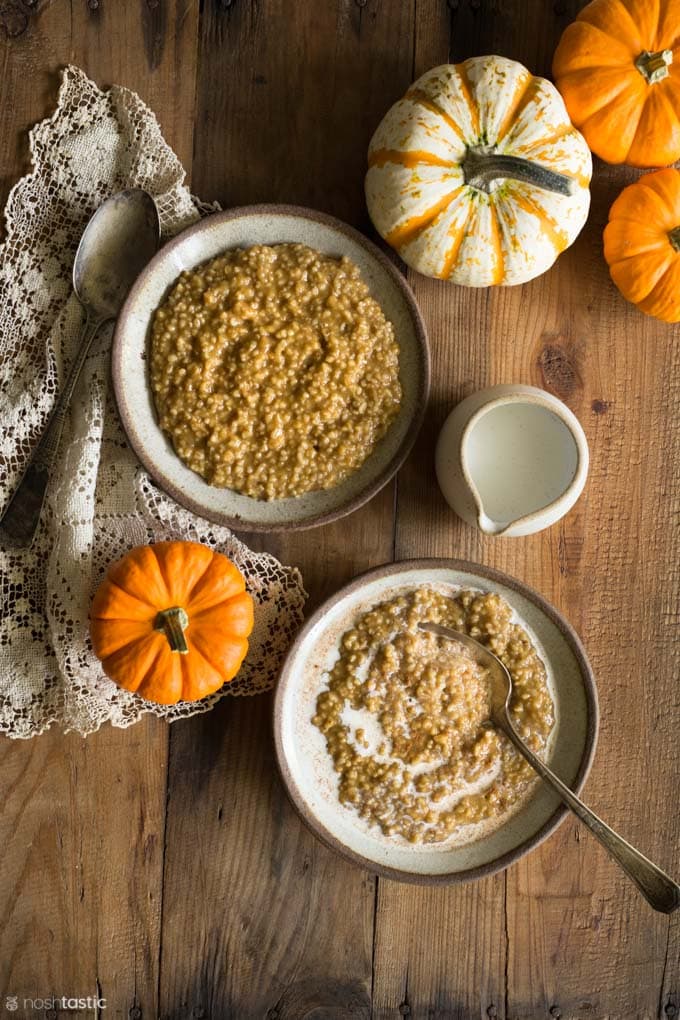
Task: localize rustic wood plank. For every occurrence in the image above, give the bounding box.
[374,2,679,1018]
[0,1,677,1016]
[0,1,199,1014]
[373,5,508,1016]
[0,0,199,208]
[0,721,168,1013]
[157,1,415,1016]
[158,696,377,1019]
[502,167,679,1019]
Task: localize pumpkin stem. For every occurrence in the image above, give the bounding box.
[669,227,680,253]
[635,49,673,84]
[155,606,190,654]
[461,148,576,197]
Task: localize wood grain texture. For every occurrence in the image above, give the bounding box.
[158,695,376,1019]
[0,1,678,1018]
[0,1,199,1015]
[376,4,679,1019]
[0,721,168,1014]
[157,1,412,1017]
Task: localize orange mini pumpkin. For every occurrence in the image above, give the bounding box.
[553,0,680,167]
[603,168,680,323]
[90,541,254,704]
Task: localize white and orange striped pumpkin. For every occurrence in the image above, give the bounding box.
[365,56,592,287]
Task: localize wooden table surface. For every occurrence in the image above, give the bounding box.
[1,2,679,1018]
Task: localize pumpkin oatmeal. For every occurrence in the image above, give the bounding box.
[149,243,402,499]
[312,587,555,844]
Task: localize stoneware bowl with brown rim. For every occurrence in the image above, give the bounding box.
[273,559,599,884]
[112,204,429,531]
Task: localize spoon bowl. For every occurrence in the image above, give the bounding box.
[418,621,514,725]
[73,189,161,319]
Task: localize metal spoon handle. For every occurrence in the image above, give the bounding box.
[0,315,104,547]
[497,717,680,914]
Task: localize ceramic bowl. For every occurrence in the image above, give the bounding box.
[112,205,429,531]
[274,559,598,883]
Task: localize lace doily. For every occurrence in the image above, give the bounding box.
[0,66,307,739]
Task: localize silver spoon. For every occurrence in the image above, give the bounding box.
[0,189,160,547]
[419,621,680,914]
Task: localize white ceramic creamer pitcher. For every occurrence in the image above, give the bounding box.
[435,384,589,537]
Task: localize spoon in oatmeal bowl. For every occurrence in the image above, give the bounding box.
[420,621,680,914]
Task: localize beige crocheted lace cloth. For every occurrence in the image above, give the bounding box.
[0,66,307,739]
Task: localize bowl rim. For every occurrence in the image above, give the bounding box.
[111,203,430,532]
[273,556,600,884]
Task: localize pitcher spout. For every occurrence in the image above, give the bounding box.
[476,509,512,536]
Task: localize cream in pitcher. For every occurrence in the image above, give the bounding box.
[436,384,589,537]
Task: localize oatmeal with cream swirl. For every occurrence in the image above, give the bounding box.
[312,587,555,844]
[150,243,401,500]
